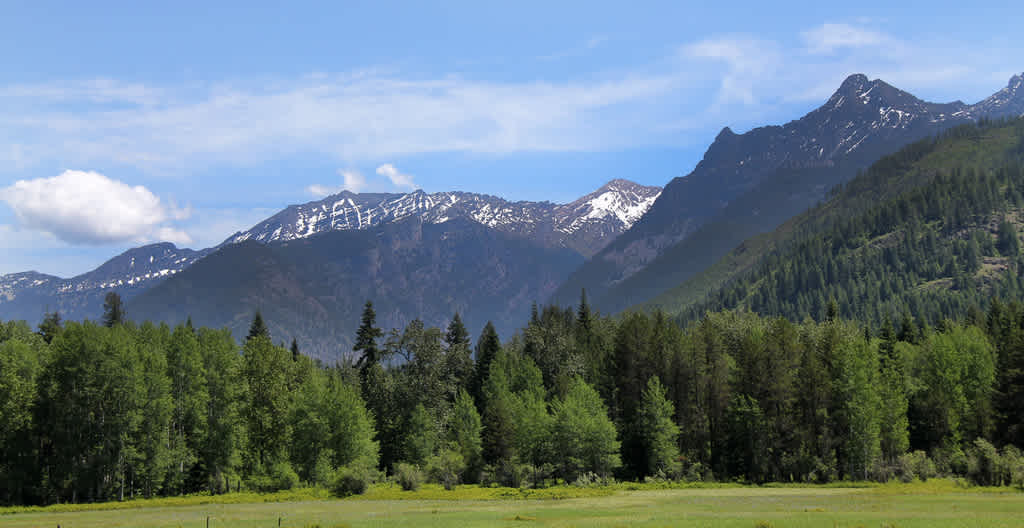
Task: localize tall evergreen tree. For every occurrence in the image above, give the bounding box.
[37,310,62,344]
[354,301,383,377]
[471,322,500,407]
[102,291,125,327]
[247,311,270,342]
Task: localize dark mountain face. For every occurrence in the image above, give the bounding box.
[550,73,1024,313]
[130,218,583,360]
[0,243,211,323]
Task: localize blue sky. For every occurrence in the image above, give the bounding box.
[1,0,1022,276]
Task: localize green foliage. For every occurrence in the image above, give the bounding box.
[242,335,294,470]
[426,449,466,490]
[330,464,377,497]
[449,389,483,482]
[551,377,621,481]
[637,376,681,477]
[247,461,299,492]
[394,463,424,491]
[102,291,126,327]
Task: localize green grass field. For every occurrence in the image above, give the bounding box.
[3,480,1021,528]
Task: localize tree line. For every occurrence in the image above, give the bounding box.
[2,288,1024,505]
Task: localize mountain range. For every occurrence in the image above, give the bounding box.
[2,72,1023,359]
[0,179,660,356]
[550,73,1024,312]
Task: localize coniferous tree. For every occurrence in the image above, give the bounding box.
[290,338,300,362]
[247,311,270,342]
[37,310,62,344]
[471,322,500,408]
[354,301,383,378]
[102,291,125,327]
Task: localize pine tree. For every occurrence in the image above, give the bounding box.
[444,312,470,349]
[354,301,383,374]
[247,311,270,342]
[290,338,300,362]
[102,291,125,327]
[37,310,62,344]
[471,322,500,407]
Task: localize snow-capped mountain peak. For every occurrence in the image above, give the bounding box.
[223,180,662,258]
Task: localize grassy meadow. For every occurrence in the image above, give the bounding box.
[2,480,1022,528]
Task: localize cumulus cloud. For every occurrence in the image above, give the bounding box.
[375,164,417,190]
[802,23,889,54]
[1,170,191,245]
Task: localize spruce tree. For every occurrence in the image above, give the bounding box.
[471,322,500,408]
[37,310,62,344]
[247,311,270,342]
[290,338,300,362]
[102,291,125,327]
[354,301,383,371]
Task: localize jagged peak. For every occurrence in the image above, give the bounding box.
[837,73,871,94]
[716,126,736,140]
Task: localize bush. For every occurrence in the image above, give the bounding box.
[896,451,936,482]
[331,464,379,497]
[1004,446,1024,489]
[574,471,616,487]
[967,438,1004,486]
[248,461,300,492]
[426,450,466,491]
[394,463,424,491]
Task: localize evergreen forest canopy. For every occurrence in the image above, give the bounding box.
[1,289,1024,506]
[3,120,1024,506]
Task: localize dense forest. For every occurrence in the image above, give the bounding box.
[672,120,1024,325]
[1,287,1023,506]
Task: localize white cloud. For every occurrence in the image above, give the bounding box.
[1,170,191,245]
[307,169,367,197]
[684,36,782,105]
[802,23,889,54]
[375,164,417,190]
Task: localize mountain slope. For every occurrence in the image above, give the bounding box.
[550,73,1024,313]
[660,117,1024,325]
[224,179,660,258]
[0,243,211,323]
[130,217,584,360]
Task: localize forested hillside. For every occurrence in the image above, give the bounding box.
[664,118,1024,327]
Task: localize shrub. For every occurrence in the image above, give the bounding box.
[426,449,466,491]
[1003,446,1024,489]
[331,464,378,497]
[394,463,424,491]
[967,438,1004,486]
[248,461,300,492]
[896,451,936,482]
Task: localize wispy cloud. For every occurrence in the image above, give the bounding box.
[307,169,368,197]
[0,72,679,170]
[376,164,417,190]
[801,23,891,54]
[539,36,608,61]
[0,21,1019,176]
